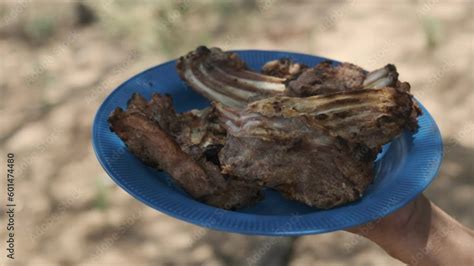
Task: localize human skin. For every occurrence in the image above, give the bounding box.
[346,194,474,265]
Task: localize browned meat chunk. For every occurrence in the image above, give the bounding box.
[287,61,367,96]
[219,113,374,209]
[261,58,308,79]
[109,93,262,209]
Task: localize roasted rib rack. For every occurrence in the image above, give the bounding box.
[109,46,421,210]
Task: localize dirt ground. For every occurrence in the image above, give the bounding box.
[0,1,472,265]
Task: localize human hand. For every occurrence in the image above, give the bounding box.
[346,194,474,265]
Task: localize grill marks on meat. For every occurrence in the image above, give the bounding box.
[109,46,421,210]
[215,87,418,208]
[109,93,262,209]
[237,87,419,150]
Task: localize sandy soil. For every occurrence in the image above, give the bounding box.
[0,1,472,265]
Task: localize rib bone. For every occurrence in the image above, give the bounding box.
[177,46,286,108]
[177,46,410,110]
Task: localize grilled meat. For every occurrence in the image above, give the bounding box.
[109,46,421,210]
[261,58,308,79]
[218,108,375,208]
[177,46,407,108]
[233,87,419,150]
[286,61,367,96]
[177,46,287,108]
[214,86,418,208]
[109,93,262,209]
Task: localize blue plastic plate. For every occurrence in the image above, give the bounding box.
[92,50,443,236]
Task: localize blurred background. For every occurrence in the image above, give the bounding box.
[0,0,472,265]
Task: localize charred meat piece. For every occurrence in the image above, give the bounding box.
[261,58,308,79]
[218,110,375,209]
[215,88,417,208]
[233,87,420,150]
[109,93,262,209]
[109,107,222,199]
[124,93,225,160]
[287,61,366,96]
[286,62,399,96]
